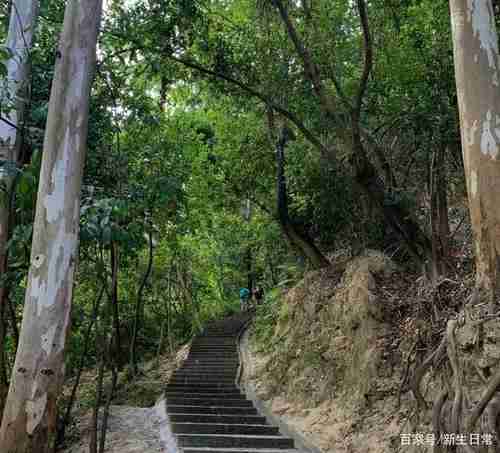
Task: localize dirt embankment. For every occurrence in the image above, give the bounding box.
[243,250,493,453]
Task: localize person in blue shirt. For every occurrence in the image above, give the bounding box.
[239,287,250,311]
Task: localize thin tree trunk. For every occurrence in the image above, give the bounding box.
[89,276,111,453]
[156,317,165,365]
[56,284,105,449]
[246,248,253,294]
[97,355,117,453]
[129,224,154,374]
[89,324,107,453]
[167,265,173,355]
[449,0,500,312]
[110,242,121,369]
[429,143,450,281]
[430,147,444,282]
[437,146,450,259]
[0,1,102,450]
[6,292,19,349]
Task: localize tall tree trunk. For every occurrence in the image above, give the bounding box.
[276,127,330,269]
[0,0,39,418]
[0,1,102,451]
[0,0,39,235]
[449,0,500,312]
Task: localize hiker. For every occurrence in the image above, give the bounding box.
[253,286,264,306]
[239,287,250,311]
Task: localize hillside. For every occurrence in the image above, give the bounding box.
[243,248,498,453]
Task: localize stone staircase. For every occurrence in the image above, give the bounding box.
[164,313,299,453]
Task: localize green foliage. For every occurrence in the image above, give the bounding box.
[252,287,282,352]
[0,0,474,423]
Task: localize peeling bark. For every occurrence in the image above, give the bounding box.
[0,1,102,451]
[0,0,39,418]
[449,0,500,312]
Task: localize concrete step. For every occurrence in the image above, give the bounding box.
[165,385,240,393]
[165,315,294,453]
[174,369,237,375]
[184,359,239,364]
[166,398,253,407]
[176,434,294,449]
[172,375,237,382]
[178,367,239,373]
[192,341,236,345]
[172,371,236,378]
[188,349,237,352]
[182,362,239,368]
[173,372,237,380]
[167,405,258,415]
[172,423,279,436]
[168,414,267,425]
[181,362,238,367]
[171,378,237,385]
[165,392,245,399]
[192,346,236,349]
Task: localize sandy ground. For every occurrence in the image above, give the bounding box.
[62,345,189,453]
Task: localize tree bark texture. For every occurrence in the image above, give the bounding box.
[0,1,102,451]
[449,0,500,311]
[0,0,39,418]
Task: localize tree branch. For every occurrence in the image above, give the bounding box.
[271,0,337,118]
[164,52,331,157]
[353,0,373,125]
[107,31,332,157]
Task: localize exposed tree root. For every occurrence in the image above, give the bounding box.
[432,389,447,453]
[466,369,500,433]
[409,312,500,452]
[446,319,462,435]
[486,395,500,443]
[411,336,446,408]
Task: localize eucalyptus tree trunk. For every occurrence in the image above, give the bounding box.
[0,0,39,416]
[449,0,500,312]
[0,1,102,451]
[0,0,39,248]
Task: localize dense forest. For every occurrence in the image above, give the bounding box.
[1,0,500,452]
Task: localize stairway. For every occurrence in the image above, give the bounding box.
[165,313,299,453]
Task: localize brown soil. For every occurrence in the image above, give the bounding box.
[244,249,482,453]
